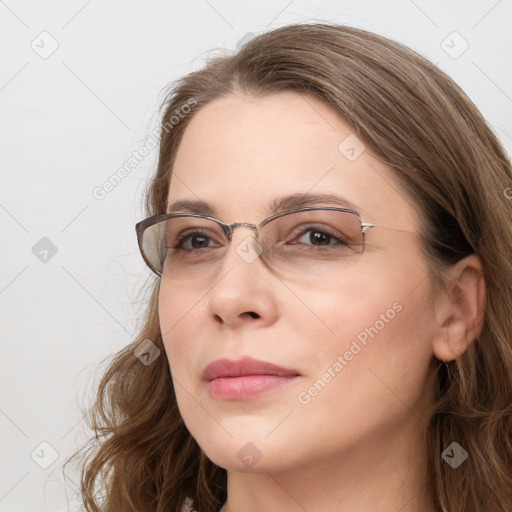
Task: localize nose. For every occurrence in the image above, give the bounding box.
[207,227,279,327]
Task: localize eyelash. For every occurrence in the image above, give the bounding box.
[286,225,349,248]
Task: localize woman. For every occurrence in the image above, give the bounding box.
[67,23,512,512]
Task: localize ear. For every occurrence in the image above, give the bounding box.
[432,254,486,362]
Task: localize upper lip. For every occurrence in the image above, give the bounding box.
[202,356,301,381]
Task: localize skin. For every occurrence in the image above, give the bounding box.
[158,91,486,512]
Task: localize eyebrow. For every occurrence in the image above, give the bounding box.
[166,192,364,218]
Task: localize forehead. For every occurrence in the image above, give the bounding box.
[167,91,418,229]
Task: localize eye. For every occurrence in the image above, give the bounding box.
[171,230,222,251]
[288,225,349,248]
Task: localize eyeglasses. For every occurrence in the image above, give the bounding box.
[135,206,415,280]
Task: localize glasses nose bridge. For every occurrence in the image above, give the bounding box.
[226,221,260,241]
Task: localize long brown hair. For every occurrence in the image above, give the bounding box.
[65,22,512,512]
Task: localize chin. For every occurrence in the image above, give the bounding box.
[200,441,288,473]
[189,423,304,475]
[175,390,309,472]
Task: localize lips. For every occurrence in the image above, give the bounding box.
[202,356,301,400]
[202,356,300,381]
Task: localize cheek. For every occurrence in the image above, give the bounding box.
[294,251,436,390]
[158,284,203,376]
[284,267,413,355]
[295,270,436,430]
[158,285,209,430]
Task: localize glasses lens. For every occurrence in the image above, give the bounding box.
[260,209,363,274]
[141,216,227,276]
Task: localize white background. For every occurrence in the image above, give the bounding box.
[1,1,511,510]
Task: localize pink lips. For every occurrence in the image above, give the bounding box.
[202,356,301,400]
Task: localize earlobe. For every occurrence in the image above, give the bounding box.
[433,319,471,362]
[432,255,486,362]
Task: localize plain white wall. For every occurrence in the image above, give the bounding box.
[1,1,511,510]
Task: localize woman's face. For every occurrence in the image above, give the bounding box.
[159,91,439,473]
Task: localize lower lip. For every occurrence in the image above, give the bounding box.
[206,374,300,400]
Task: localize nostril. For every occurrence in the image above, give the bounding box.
[244,311,260,319]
